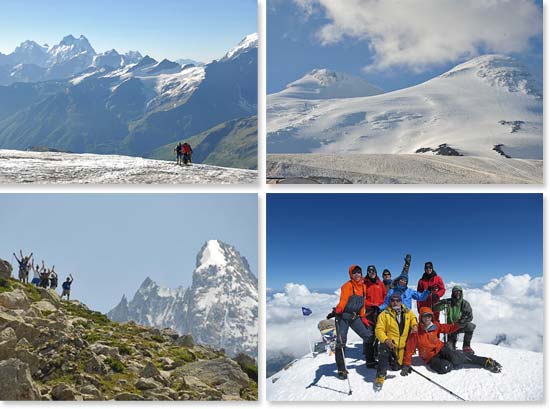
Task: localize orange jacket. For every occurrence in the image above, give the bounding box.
[404,307,459,366]
[336,265,367,318]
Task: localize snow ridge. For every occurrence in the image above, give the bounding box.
[222,33,258,61]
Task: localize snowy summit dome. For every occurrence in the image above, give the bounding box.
[279,69,384,100]
[440,54,541,97]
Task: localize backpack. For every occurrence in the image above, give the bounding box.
[183,143,192,154]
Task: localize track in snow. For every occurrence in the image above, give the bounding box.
[267,153,542,184]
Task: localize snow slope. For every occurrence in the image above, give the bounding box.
[267,153,542,184]
[0,149,256,184]
[267,55,542,160]
[267,342,542,401]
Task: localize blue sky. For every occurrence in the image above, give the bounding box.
[267,0,543,93]
[0,194,257,313]
[267,194,542,290]
[0,0,257,62]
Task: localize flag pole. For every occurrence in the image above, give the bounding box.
[303,315,313,357]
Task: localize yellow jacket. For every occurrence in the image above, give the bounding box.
[375,305,418,364]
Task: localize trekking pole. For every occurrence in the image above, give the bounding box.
[443,302,448,343]
[334,317,353,395]
[410,367,465,401]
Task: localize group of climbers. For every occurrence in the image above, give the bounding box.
[13,250,74,300]
[174,142,193,166]
[327,254,501,391]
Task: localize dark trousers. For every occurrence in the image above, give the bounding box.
[335,316,374,372]
[376,343,401,377]
[448,322,476,347]
[429,344,488,374]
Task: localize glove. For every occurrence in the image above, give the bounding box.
[361,317,370,327]
[400,365,412,376]
[335,306,343,315]
[404,254,411,264]
[326,309,336,320]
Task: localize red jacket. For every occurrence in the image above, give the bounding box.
[364,276,387,307]
[404,307,459,366]
[417,272,445,311]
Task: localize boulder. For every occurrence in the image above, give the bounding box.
[36,288,61,306]
[0,259,12,279]
[158,357,177,370]
[0,358,40,400]
[33,300,57,313]
[135,377,162,390]
[161,328,180,340]
[0,288,31,309]
[179,375,223,399]
[84,354,109,375]
[2,320,43,346]
[15,349,42,375]
[113,392,144,401]
[175,334,194,347]
[51,383,78,401]
[75,373,102,389]
[175,358,250,397]
[90,343,120,358]
[0,327,17,360]
[79,384,103,400]
[140,361,161,379]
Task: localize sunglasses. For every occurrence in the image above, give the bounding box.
[390,298,401,303]
[368,270,376,273]
[352,270,362,275]
[383,273,390,276]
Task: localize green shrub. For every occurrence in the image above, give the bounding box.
[171,347,196,363]
[104,357,126,373]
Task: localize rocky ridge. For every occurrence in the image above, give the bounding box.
[0,262,257,401]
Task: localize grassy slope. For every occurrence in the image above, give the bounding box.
[148,116,257,170]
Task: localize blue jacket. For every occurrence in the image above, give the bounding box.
[379,284,429,311]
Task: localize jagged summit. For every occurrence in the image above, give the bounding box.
[277,68,384,100]
[107,241,258,357]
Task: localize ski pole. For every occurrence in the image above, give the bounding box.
[335,317,353,395]
[410,367,465,401]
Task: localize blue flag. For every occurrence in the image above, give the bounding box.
[302,307,312,316]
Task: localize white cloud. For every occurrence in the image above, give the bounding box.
[293,0,542,72]
[267,274,543,359]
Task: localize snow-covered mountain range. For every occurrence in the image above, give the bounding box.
[267,55,542,160]
[267,341,542,401]
[108,240,258,357]
[0,34,258,168]
[0,35,144,84]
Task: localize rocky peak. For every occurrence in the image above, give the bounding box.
[108,241,257,357]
